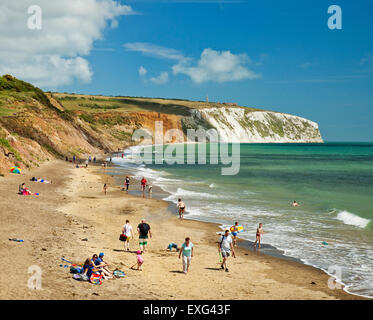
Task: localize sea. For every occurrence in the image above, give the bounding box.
[112,142,373,298]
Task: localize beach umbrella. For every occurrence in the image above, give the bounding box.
[10,166,22,174]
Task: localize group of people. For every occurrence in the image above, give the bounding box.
[82,252,113,281]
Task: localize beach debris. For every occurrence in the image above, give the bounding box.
[41,248,47,251]
[311,281,316,285]
[322,241,329,245]
[9,238,24,242]
[61,257,72,264]
[81,238,88,241]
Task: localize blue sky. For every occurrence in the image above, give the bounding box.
[2,0,373,141]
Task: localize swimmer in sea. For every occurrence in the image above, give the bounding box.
[253,223,264,249]
[292,200,299,207]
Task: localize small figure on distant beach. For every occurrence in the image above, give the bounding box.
[292,200,299,207]
[93,157,96,163]
[124,176,130,192]
[130,250,144,271]
[103,183,107,195]
[85,159,88,168]
[218,229,235,272]
[253,223,264,249]
[141,177,147,198]
[179,237,194,274]
[177,198,186,220]
[73,155,76,163]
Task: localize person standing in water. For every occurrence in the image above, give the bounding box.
[140,177,147,198]
[177,198,186,220]
[253,223,264,249]
[292,200,299,207]
[218,229,235,272]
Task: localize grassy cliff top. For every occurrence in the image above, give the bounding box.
[51,92,262,116]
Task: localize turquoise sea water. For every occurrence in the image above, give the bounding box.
[114,142,373,298]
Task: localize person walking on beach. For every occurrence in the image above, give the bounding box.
[179,237,194,274]
[218,229,235,272]
[122,220,134,251]
[124,176,130,192]
[177,198,186,220]
[141,177,147,198]
[137,219,152,253]
[73,155,76,163]
[103,183,107,195]
[253,223,264,249]
[85,159,88,168]
[231,222,239,247]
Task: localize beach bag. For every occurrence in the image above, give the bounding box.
[70,265,83,274]
[119,233,127,241]
[90,273,103,285]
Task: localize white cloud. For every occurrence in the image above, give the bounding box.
[150,71,169,84]
[138,65,147,76]
[0,0,134,88]
[124,42,187,62]
[173,48,260,83]
[124,42,260,84]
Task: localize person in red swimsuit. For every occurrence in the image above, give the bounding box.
[253,223,264,249]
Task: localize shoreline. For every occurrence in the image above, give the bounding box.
[0,158,367,299]
[103,157,368,300]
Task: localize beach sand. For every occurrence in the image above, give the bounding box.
[0,160,364,300]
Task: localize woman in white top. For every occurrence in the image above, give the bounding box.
[122,220,134,251]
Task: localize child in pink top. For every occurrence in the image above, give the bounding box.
[131,250,144,271]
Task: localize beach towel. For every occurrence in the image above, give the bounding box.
[113,270,126,278]
[73,274,89,281]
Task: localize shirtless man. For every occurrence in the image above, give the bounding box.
[177,198,186,220]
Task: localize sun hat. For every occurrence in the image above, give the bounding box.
[136,250,141,254]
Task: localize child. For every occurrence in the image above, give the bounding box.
[253,223,264,249]
[147,184,153,198]
[130,250,144,271]
[166,243,179,252]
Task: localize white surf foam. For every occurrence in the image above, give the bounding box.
[336,211,371,228]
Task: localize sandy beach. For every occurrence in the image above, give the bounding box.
[0,159,364,300]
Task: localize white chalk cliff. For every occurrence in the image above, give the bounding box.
[188,107,323,143]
